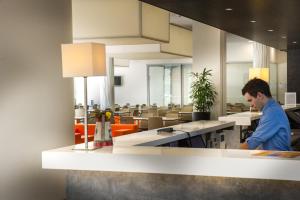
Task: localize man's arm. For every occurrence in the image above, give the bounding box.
[240,142,249,149]
[245,112,281,149]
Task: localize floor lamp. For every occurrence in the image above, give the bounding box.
[61,43,106,150]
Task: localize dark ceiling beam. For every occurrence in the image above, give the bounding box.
[141,0,300,51]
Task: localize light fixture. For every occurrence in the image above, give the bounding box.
[72,0,170,45]
[249,68,269,83]
[267,29,274,32]
[293,41,298,44]
[61,43,106,150]
[106,24,192,59]
[160,24,192,57]
[250,20,256,23]
[281,36,287,39]
[225,8,233,11]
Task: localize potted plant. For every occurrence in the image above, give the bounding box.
[190,68,217,120]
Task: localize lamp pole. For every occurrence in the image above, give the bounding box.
[84,76,88,150]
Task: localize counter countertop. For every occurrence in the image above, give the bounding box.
[114,120,234,147]
[42,120,300,181]
[218,111,262,126]
[218,105,300,126]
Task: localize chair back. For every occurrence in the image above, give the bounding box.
[141,112,154,117]
[181,105,193,112]
[158,109,167,117]
[164,119,179,127]
[129,108,137,116]
[120,116,134,124]
[165,111,178,118]
[148,117,163,130]
[148,108,158,116]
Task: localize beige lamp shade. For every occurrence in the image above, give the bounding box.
[72,0,169,45]
[249,68,269,82]
[61,43,106,77]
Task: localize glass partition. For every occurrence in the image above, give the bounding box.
[164,67,171,106]
[270,63,278,100]
[182,64,192,105]
[148,65,165,106]
[148,64,192,106]
[226,33,280,114]
[170,65,181,105]
[226,62,278,105]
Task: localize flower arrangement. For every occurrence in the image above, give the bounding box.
[94,109,112,122]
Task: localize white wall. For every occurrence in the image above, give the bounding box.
[0,0,73,199]
[114,60,148,106]
[74,77,102,105]
[226,63,253,103]
[114,58,192,106]
[226,42,253,63]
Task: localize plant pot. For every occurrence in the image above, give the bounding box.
[192,112,210,121]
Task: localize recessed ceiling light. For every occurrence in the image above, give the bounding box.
[281,36,287,39]
[225,8,233,11]
[250,20,256,23]
[267,29,274,32]
[293,41,297,44]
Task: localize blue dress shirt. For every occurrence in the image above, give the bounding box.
[246,99,292,151]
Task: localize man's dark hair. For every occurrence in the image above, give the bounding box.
[242,78,272,98]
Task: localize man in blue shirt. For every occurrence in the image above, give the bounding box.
[240,78,291,151]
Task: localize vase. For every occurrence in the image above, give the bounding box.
[93,117,113,148]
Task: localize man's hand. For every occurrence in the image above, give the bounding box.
[240,142,249,149]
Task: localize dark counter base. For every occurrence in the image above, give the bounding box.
[67,171,300,200]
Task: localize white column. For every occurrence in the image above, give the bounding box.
[192,22,226,119]
[108,57,115,109]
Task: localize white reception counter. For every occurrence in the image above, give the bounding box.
[42,120,300,181]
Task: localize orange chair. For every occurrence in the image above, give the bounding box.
[74,123,138,144]
[114,116,120,124]
[111,124,138,137]
[74,124,96,144]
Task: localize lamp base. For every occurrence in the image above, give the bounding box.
[72,143,101,151]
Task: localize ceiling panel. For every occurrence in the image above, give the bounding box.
[141,0,300,50]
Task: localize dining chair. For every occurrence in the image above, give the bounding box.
[141,112,154,117]
[120,116,134,124]
[164,119,179,127]
[148,117,163,130]
[158,109,167,117]
[165,111,179,118]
